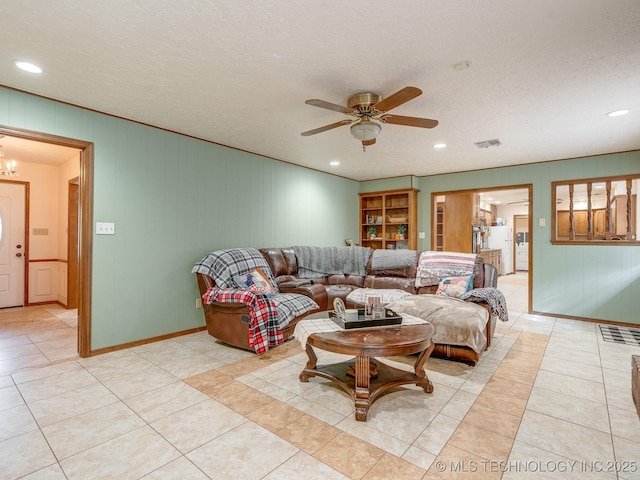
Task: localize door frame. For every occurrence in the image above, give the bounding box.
[0,180,30,308]
[431,184,533,313]
[0,125,94,357]
[67,178,80,309]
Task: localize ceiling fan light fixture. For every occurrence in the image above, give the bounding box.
[350,121,381,141]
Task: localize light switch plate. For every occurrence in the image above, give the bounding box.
[538,218,546,227]
[96,222,115,235]
[418,232,426,239]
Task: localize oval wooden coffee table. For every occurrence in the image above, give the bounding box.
[299,322,435,421]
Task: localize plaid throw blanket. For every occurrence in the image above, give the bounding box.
[202,287,281,355]
[461,287,510,322]
[192,248,277,290]
[415,251,477,287]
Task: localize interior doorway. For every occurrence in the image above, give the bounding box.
[514,214,529,271]
[0,125,93,357]
[432,185,532,313]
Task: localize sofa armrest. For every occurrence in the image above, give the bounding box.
[483,264,498,288]
[278,278,312,289]
[279,282,328,311]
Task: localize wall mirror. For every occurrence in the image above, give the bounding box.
[551,174,639,244]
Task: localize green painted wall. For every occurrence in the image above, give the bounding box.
[2,85,638,345]
[0,87,359,349]
[412,151,640,324]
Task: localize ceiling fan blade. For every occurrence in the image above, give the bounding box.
[362,139,376,147]
[373,86,422,112]
[305,99,355,114]
[300,119,352,136]
[379,114,438,128]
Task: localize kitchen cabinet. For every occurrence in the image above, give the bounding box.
[557,208,615,239]
[478,249,502,275]
[442,192,473,253]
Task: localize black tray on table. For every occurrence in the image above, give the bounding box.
[329,308,402,329]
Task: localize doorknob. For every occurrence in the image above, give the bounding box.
[15,253,22,257]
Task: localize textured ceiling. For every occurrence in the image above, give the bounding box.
[0,0,639,181]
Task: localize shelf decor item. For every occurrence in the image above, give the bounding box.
[397,224,407,239]
[368,225,377,238]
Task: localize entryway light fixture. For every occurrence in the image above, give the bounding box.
[0,152,18,177]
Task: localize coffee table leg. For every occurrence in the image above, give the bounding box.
[413,341,435,393]
[299,344,318,382]
[354,355,371,421]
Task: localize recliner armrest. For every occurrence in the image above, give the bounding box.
[279,283,327,311]
[483,264,498,288]
[278,279,312,289]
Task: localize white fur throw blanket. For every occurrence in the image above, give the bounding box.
[294,246,371,278]
[387,294,489,353]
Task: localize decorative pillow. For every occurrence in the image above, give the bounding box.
[435,275,474,298]
[234,267,277,296]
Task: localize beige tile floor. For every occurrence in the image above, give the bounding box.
[1,273,639,479]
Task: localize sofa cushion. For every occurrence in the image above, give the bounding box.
[435,275,474,298]
[234,267,277,297]
[366,249,418,277]
[326,274,365,287]
[259,248,291,277]
[364,275,417,292]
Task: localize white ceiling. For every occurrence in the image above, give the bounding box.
[0,134,78,166]
[0,1,639,181]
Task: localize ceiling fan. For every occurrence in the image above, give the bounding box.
[300,86,438,149]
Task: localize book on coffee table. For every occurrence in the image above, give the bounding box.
[330,308,402,329]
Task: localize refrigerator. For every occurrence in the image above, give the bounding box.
[487,226,514,274]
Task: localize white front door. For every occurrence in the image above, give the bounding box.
[0,182,26,308]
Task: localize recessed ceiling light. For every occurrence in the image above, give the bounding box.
[329,161,340,166]
[433,143,446,149]
[605,109,630,117]
[15,61,42,73]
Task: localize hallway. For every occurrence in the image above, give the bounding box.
[0,306,78,376]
